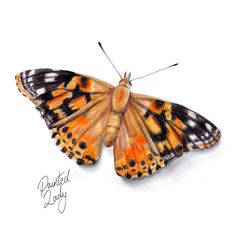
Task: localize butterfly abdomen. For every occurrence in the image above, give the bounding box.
[104,84,130,147]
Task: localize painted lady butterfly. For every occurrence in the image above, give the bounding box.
[16,43,221,179]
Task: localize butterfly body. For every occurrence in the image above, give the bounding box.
[16,68,221,179]
[104,74,131,147]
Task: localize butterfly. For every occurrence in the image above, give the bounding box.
[15,43,221,179]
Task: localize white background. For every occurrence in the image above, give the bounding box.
[0,0,235,235]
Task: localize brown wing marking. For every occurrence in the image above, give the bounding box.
[114,105,165,179]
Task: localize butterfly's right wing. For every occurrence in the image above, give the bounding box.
[114,93,221,179]
[114,104,165,179]
[131,93,221,159]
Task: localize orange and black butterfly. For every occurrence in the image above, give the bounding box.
[16,43,221,179]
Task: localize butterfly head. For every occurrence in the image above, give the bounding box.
[119,72,132,88]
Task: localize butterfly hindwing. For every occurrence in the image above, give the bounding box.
[131,93,221,164]
[114,104,165,179]
[16,68,113,164]
[51,99,111,164]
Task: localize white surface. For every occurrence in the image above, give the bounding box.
[0,0,235,235]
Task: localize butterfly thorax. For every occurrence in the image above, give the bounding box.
[104,74,131,147]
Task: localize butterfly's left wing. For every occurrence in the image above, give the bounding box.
[131,93,221,164]
[16,68,113,164]
[16,68,113,128]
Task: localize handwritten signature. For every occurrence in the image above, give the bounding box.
[37,169,70,213]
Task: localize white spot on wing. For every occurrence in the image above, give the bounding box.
[188,111,197,119]
[195,141,203,146]
[187,143,194,150]
[22,71,26,79]
[205,123,212,131]
[45,77,55,82]
[189,134,198,141]
[45,72,58,77]
[36,87,46,95]
[188,120,196,127]
[214,129,219,136]
[170,152,175,157]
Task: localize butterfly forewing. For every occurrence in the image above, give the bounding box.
[131,93,221,164]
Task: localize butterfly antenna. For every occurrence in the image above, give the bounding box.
[98,42,122,79]
[130,63,178,81]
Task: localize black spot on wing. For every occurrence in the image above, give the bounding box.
[60,104,74,116]
[148,167,152,175]
[67,132,72,139]
[56,139,61,146]
[62,126,69,133]
[84,155,96,164]
[61,147,67,153]
[148,114,168,142]
[68,152,74,159]
[125,172,132,179]
[85,94,91,103]
[80,76,88,88]
[137,172,143,178]
[144,110,152,119]
[155,100,164,108]
[175,146,185,157]
[79,141,87,149]
[76,158,84,165]
[129,160,136,167]
[140,160,145,166]
[38,91,54,101]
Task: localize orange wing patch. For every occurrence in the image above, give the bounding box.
[52,105,110,164]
